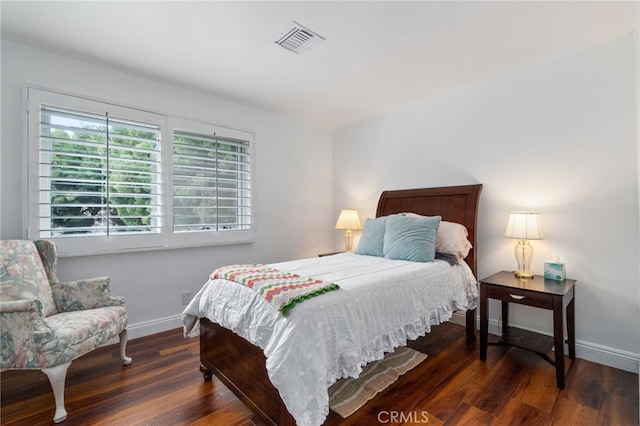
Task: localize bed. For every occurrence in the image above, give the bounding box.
[182,184,482,426]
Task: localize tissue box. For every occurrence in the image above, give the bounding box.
[544,262,566,281]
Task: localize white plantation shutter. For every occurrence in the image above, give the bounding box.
[38,105,162,237]
[28,88,254,255]
[172,130,251,232]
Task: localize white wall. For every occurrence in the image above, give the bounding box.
[1,40,334,336]
[333,34,639,372]
[2,33,638,373]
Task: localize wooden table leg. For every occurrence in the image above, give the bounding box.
[567,295,575,360]
[480,284,488,361]
[501,301,509,335]
[553,296,565,389]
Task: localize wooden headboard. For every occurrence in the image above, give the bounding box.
[375,184,483,275]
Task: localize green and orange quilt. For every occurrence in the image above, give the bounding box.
[211,264,339,316]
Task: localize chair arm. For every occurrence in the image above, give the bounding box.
[0,299,55,370]
[50,277,125,313]
[0,299,37,313]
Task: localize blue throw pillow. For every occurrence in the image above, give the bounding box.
[383,215,441,262]
[355,216,387,257]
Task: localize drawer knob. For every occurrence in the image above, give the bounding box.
[510,294,525,300]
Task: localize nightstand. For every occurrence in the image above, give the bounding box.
[479,271,576,389]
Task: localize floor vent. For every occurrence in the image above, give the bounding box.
[275,22,325,54]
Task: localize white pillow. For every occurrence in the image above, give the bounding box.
[405,213,472,262]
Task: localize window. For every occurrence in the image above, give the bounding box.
[38,106,162,238]
[172,130,251,233]
[167,117,253,248]
[28,88,254,255]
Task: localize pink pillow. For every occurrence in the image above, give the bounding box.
[405,213,472,263]
[436,221,472,262]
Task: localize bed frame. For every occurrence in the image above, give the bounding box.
[199,184,483,425]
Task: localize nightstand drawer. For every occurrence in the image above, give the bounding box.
[485,284,554,309]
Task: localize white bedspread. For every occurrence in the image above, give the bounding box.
[182,252,478,426]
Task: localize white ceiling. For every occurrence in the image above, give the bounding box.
[1,1,636,129]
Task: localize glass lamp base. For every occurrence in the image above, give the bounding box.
[344,229,353,252]
[514,270,535,279]
[514,240,534,279]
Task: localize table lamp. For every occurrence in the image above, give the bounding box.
[335,209,361,251]
[504,211,544,278]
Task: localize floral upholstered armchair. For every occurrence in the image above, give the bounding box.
[0,240,131,423]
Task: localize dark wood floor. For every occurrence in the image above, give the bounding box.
[1,322,638,425]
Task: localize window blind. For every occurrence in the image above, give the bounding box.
[39,105,162,237]
[172,130,251,232]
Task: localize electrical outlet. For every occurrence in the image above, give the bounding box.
[181,291,191,305]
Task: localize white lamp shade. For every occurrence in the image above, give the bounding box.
[335,209,362,230]
[504,211,544,240]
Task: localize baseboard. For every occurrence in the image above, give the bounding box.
[127,314,184,339]
[103,314,183,347]
[572,339,639,374]
[451,311,639,373]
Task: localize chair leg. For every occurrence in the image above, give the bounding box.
[119,329,133,366]
[42,362,71,423]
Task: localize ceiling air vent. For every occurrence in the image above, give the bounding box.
[275,21,325,54]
